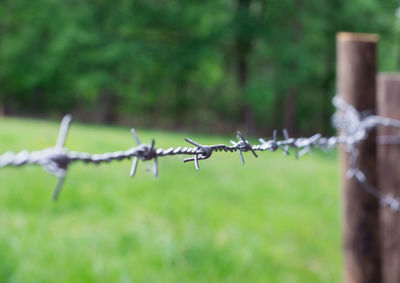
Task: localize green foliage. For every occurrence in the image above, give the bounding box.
[0,0,398,131]
[0,116,340,282]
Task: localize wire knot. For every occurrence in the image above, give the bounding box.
[130,129,158,178]
[139,140,157,161]
[230,131,258,164]
[183,138,213,170]
[270,129,279,151]
[48,151,69,170]
[381,195,400,211]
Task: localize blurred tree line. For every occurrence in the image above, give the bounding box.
[0,0,398,135]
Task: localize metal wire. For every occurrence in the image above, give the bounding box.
[332,96,400,212]
[1,95,400,206]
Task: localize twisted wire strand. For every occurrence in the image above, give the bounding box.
[0,133,335,170]
[1,95,400,205]
[0,116,338,200]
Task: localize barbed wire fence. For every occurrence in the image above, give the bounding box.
[0,96,400,205]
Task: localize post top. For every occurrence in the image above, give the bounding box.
[337,32,379,43]
[378,73,400,80]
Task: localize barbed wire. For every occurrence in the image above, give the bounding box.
[1,96,400,206]
[332,96,400,212]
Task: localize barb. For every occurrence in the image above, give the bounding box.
[2,95,400,208]
[333,95,400,212]
[52,114,72,200]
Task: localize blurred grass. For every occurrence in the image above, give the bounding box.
[0,116,341,283]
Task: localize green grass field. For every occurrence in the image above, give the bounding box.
[0,116,341,282]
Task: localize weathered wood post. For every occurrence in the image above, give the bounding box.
[337,32,381,283]
[377,73,400,283]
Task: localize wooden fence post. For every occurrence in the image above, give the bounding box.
[377,73,400,283]
[337,32,381,283]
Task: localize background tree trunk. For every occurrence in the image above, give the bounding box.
[97,91,118,124]
[283,0,303,136]
[284,88,297,135]
[173,78,187,129]
[1,94,10,116]
[236,0,255,134]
